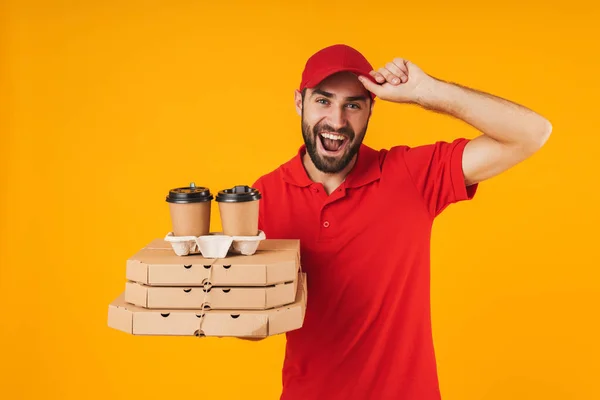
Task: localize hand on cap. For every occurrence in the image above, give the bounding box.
[358,58,432,104]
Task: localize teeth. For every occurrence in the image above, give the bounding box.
[320,133,345,141]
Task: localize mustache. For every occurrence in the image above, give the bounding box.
[313,123,355,140]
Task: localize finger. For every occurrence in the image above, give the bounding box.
[385,62,407,84]
[369,70,386,83]
[392,58,409,74]
[358,75,384,96]
[378,67,401,85]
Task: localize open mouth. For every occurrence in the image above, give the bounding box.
[317,132,349,156]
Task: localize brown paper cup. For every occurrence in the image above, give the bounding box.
[169,201,211,237]
[166,183,213,237]
[218,201,259,236]
[215,185,262,237]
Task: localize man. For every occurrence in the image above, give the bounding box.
[251,44,552,399]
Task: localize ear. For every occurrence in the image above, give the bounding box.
[294,89,303,116]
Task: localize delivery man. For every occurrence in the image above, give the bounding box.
[251,44,552,400]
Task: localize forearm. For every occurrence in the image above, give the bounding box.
[415,78,552,149]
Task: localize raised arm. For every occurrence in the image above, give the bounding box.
[358,58,552,186]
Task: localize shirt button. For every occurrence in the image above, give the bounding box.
[323,221,330,228]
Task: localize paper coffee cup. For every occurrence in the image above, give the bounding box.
[215,185,261,236]
[166,182,213,237]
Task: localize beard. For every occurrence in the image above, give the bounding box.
[301,113,369,174]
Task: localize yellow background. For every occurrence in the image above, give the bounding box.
[1,1,598,399]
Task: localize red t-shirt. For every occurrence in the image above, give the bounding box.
[253,138,478,400]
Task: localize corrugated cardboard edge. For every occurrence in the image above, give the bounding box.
[265,279,297,309]
[107,272,307,337]
[107,301,134,334]
[267,272,307,335]
[126,259,149,285]
[124,281,149,307]
[125,278,297,310]
[126,245,297,286]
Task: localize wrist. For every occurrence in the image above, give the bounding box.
[414,76,445,109]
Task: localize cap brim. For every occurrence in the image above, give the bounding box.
[303,67,377,99]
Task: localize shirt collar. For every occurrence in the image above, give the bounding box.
[281,144,381,189]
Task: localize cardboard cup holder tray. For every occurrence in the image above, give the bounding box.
[164,230,266,258]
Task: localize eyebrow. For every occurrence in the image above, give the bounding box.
[311,89,368,102]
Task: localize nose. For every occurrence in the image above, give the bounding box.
[327,106,347,131]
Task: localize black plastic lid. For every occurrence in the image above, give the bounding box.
[215,185,262,203]
[166,182,213,204]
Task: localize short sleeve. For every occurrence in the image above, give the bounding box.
[397,138,478,217]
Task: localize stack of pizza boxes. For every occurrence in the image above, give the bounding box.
[107,184,306,338]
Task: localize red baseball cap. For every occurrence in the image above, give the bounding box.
[299,44,377,100]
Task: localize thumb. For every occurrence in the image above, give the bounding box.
[358,75,382,96]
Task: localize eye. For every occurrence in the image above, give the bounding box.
[346,103,361,109]
[316,98,329,105]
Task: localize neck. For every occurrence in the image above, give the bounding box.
[302,152,357,195]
